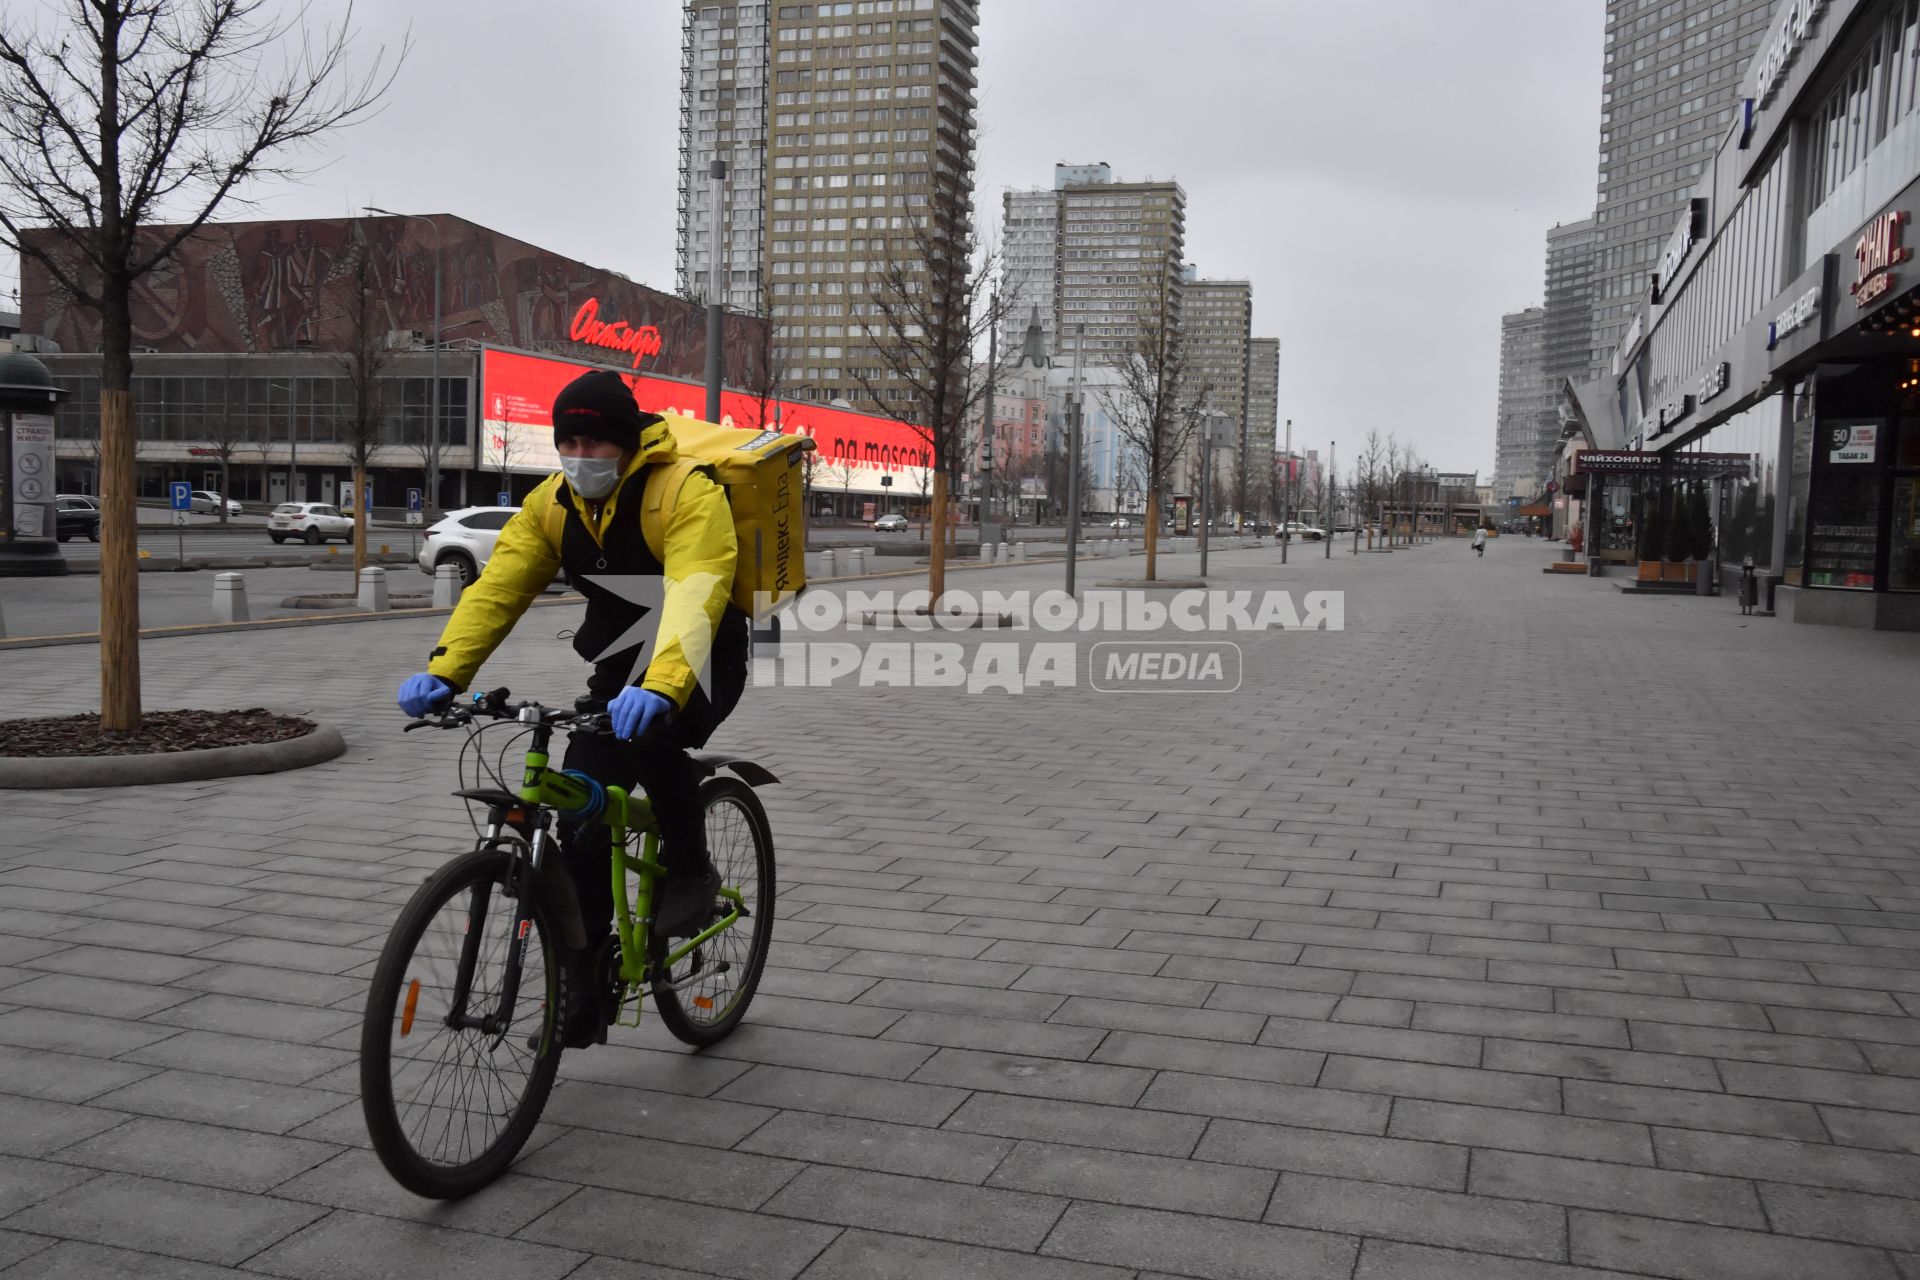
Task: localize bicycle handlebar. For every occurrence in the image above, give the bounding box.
[403,687,614,736]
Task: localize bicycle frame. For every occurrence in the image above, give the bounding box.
[509,719,746,1027]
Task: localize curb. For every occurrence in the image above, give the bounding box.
[0,724,347,790]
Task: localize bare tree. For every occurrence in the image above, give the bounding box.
[1354,429,1388,537]
[1104,279,1202,581]
[846,214,1008,604]
[336,235,392,577]
[0,0,400,729]
[832,454,858,522]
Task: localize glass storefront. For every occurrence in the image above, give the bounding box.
[1675,396,1783,575]
[47,373,471,451]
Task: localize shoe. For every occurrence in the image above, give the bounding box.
[556,937,615,1050]
[654,857,721,939]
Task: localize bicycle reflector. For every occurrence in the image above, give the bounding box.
[401,978,421,1036]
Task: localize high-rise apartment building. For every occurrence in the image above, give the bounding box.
[999,188,1056,361]
[677,4,772,313]
[679,0,982,411]
[1054,174,1186,367]
[1181,276,1253,509]
[1590,0,1773,365]
[1246,337,1279,518]
[1493,307,1550,500]
[1543,217,1600,389]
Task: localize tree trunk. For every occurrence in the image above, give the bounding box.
[352,463,368,578]
[98,322,141,732]
[219,459,230,525]
[1145,485,1160,582]
[929,469,948,606]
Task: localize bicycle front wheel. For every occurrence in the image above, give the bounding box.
[650,776,777,1047]
[360,848,562,1198]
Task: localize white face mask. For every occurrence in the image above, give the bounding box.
[561,455,622,500]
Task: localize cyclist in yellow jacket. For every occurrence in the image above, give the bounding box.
[395,370,747,1044]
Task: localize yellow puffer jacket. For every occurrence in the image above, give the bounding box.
[424,418,737,709]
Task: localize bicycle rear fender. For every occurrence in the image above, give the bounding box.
[687,751,779,787]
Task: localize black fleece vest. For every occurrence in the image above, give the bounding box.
[555,468,664,688]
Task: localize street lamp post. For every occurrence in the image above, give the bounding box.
[365,208,441,513]
[1280,417,1292,565]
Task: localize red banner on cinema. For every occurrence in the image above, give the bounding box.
[479,347,927,473]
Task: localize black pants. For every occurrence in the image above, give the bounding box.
[559,614,748,946]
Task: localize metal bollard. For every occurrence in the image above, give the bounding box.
[358,565,390,612]
[212,572,250,623]
[433,562,464,608]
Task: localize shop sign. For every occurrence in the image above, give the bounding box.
[1769,284,1822,347]
[1576,451,1663,474]
[1653,199,1708,302]
[1699,361,1731,404]
[1827,423,1877,463]
[569,298,664,368]
[1649,394,1694,439]
[1852,210,1910,308]
[1756,0,1831,108]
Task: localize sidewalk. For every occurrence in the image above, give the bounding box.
[0,538,1915,1279]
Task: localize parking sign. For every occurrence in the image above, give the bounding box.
[406,488,422,512]
[169,480,192,511]
[497,491,511,507]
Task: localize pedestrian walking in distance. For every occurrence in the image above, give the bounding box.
[1472,527,1487,557]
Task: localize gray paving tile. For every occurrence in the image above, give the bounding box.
[247,1209,584,1280]
[0,1095,128,1157]
[763,1164,1065,1250]
[735,1110,1012,1183]
[1480,1038,1724,1091]
[1353,1239,1658,1280]
[1140,1072,1389,1134]
[1090,1030,1323,1086]
[0,1153,97,1217]
[3,1171,325,1266]
[909,1047,1152,1106]
[85,1069,354,1135]
[943,1092,1204,1157]
[1758,1183,1920,1253]
[513,1127,800,1210]
[1193,1118,1469,1191]
[1569,1208,1900,1280]
[1319,1057,1561,1112]
[797,1228,1129,1280]
[118,1029,355,1087]
[270,1147,576,1236]
[0,1042,157,1102]
[1266,1171,1567,1261]
[878,1010,1106,1060]
[48,1115,337,1193]
[1470,1149,1765,1228]
[1388,1100,1654,1165]
[541,1079,776,1148]
[717,1063,968,1125]
[1040,1201,1358,1280]
[0,1240,247,1279]
[987,1138,1276,1218]
[518,1186,838,1280]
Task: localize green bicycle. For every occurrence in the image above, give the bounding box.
[358,688,778,1199]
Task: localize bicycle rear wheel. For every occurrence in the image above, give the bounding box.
[360,848,562,1198]
[650,776,776,1047]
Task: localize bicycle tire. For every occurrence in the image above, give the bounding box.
[360,847,563,1198]
[649,776,777,1047]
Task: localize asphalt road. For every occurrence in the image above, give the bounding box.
[0,561,515,639]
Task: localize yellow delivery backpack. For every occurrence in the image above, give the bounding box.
[591,414,811,618]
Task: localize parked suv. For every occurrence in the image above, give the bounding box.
[54,494,100,543]
[417,507,518,584]
[268,502,354,544]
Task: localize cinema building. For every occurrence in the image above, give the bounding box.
[1570,0,1920,628]
[16,214,924,514]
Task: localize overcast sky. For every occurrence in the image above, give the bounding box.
[8,0,1604,480]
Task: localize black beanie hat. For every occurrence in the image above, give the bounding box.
[552,370,659,453]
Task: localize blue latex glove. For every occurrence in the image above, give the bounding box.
[610,687,671,742]
[397,673,454,717]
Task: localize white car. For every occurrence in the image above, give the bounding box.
[268,502,354,544]
[1109,517,1132,529]
[190,490,244,517]
[1282,521,1327,541]
[872,513,908,532]
[418,507,518,584]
